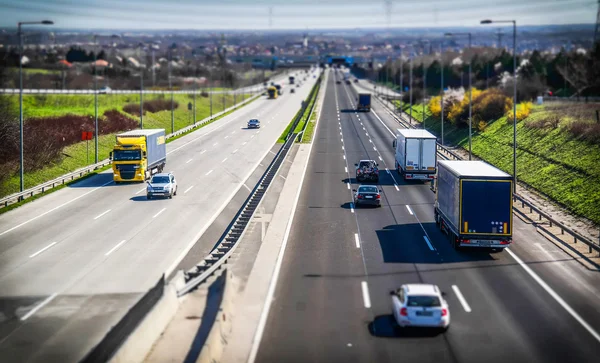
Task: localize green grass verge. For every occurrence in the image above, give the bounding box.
[277,81,322,143]
[301,100,319,144]
[1,92,256,198]
[398,101,600,224]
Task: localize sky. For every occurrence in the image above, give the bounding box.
[0,0,597,30]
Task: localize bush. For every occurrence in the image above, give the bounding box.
[477,120,488,131]
[472,88,512,122]
[428,96,442,118]
[507,101,532,122]
[527,114,561,130]
[402,88,423,104]
[123,99,179,116]
[447,88,482,127]
[567,121,600,144]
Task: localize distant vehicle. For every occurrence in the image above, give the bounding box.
[393,129,437,181]
[263,82,268,86]
[247,119,261,129]
[267,86,278,99]
[354,79,359,83]
[110,129,166,182]
[296,83,301,87]
[434,160,513,250]
[352,185,382,207]
[355,160,379,182]
[336,80,341,85]
[390,284,450,331]
[274,84,283,95]
[289,75,295,84]
[357,93,371,112]
[290,88,295,93]
[146,172,177,200]
[98,86,111,94]
[345,80,351,85]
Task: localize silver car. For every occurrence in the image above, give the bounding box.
[390,284,450,331]
[247,119,261,129]
[147,172,177,199]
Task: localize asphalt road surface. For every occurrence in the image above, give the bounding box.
[0,70,319,362]
[254,69,600,363]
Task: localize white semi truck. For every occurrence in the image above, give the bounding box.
[392,129,437,181]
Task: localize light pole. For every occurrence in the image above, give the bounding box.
[409,50,413,125]
[440,41,445,146]
[445,32,472,160]
[93,34,98,163]
[18,20,53,193]
[482,19,517,192]
[399,46,403,114]
[422,40,430,129]
[168,47,174,134]
[140,69,144,129]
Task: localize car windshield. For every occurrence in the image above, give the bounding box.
[359,161,374,168]
[249,120,259,123]
[358,186,378,193]
[407,296,441,307]
[113,150,141,161]
[151,176,170,184]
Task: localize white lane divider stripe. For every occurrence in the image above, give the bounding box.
[242,141,247,145]
[20,293,58,321]
[184,186,194,194]
[94,209,111,220]
[506,248,600,343]
[347,183,350,190]
[153,207,167,218]
[361,281,372,308]
[406,205,414,215]
[105,239,127,256]
[343,155,346,160]
[224,135,229,139]
[136,187,146,195]
[206,169,214,176]
[385,168,390,174]
[379,156,383,161]
[213,143,218,146]
[354,233,360,248]
[350,203,354,213]
[233,149,239,154]
[29,242,57,258]
[423,236,435,251]
[452,285,472,313]
[345,166,348,173]
[394,184,399,191]
[222,157,228,163]
[200,149,207,154]
[279,175,287,180]
[0,180,113,237]
[186,158,193,163]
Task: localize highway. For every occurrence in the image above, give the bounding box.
[0,71,319,362]
[254,69,600,363]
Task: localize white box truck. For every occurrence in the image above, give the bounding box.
[392,129,437,181]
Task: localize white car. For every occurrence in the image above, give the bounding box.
[390,284,450,331]
[146,172,177,199]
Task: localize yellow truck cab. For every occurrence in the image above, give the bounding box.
[110,129,167,183]
[267,86,278,99]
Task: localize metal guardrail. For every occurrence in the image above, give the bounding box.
[177,72,323,296]
[370,91,600,255]
[0,91,263,210]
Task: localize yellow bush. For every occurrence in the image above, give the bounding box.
[477,120,487,132]
[447,88,482,126]
[428,96,442,118]
[473,88,512,122]
[507,101,533,121]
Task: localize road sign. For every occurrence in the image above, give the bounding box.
[81,131,93,141]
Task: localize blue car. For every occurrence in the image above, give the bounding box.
[247,119,261,129]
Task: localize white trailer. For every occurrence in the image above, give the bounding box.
[393,128,437,181]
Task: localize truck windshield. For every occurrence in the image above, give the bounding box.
[113,150,141,161]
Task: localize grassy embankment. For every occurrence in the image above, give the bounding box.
[277,81,322,143]
[1,92,253,197]
[398,101,600,224]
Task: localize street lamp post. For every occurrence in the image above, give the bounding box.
[440,41,445,146]
[482,19,517,193]
[168,48,174,135]
[445,32,472,160]
[422,40,430,129]
[18,20,53,194]
[399,46,403,114]
[409,51,413,125]
[140,69,144,129]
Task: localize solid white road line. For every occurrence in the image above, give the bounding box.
[206,169,214,176]
[361,281,372,308]
[354,233,360,248]
[394,184,399,191]
[506,248,600,343]
[186,158,193,164]
[406,205,414,215]
[222,157,228,163]
[184,186,194,194]
[29,242,57,258]
[452,285,472,313]
[423,236,435,251]
[350,204,355,213]
[93,209,111,220]
[20,293,58,321]
[105,239,127,256]
[200,149,207,154]
[0,180,113,237]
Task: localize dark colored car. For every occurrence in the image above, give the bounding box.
[247,119,261,129]
[353,185,382,207]
[355,160,379,182]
